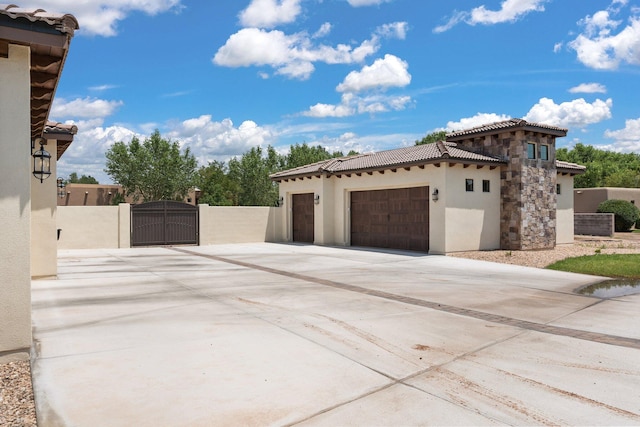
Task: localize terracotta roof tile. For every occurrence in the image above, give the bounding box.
[0,4,79,35]
[556,160,586,173]
[447,118,568,139]
[270,141,504,180]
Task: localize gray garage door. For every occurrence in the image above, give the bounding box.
[351,187,429,252]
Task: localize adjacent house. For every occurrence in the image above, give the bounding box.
[0,4,78,360]
[271,119,585,254]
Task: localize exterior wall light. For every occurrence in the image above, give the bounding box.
[278,196,284,207]
[314,194,320,205]
[431,188,439,202]
[32,138,51,183]
[57,177,66,198]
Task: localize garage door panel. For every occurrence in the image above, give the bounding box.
[292,193,314,243]
[351,187,429,252]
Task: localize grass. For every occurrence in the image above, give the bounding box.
[546,254,640,278]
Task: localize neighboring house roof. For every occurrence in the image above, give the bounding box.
[556,160,586,174]
[44,121,78,158]
[0,4,79,144]
[270,141,506,181]
[446,118,568,139]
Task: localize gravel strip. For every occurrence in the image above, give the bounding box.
[449,235,640,269]
[0,360,37,427]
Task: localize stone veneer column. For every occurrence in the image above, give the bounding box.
[454,129,557,250]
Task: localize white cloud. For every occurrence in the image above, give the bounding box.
[347,0,392,6]
[303,93,412,118]
[313,23,332,38]
[434,0,547,33]
[568,83,607,94]
[238,0,302,28]
[568,1,640,70]
[604,117,640,151]
[446,113,512,132]
[213,22,407,80]
[88,84,118,92]
[167,115,276,164]
[57,118,139,183]
[20,0,183,37]
[58,114,277,183]
[337,54,411,93]
[51,97,123,119]
[524,97,613,128]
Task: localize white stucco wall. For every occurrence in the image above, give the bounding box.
[0,44,32,358]
[31,138,58,278]
[443,164,501,253]
[199,206,282,245]
[556,174,575,244]
[276,164,501,254]
[57,206,121,249]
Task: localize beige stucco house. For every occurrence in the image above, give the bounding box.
[1,4,77,360]
[271,119,585,254]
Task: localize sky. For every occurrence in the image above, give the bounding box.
[20,0,640,183]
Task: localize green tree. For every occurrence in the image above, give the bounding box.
[228,146,282,206]
[67,172,99,184]
[415,130,447,145]
[285,143,345,169]
[556,143,640,188]
[104,130,197,202]
[196,161,238,206]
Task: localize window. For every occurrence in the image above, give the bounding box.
[540,145,549,160]
[482,180,490,192]
[556,184,561,195]
[527,143,536,159]
[465,179,474,192]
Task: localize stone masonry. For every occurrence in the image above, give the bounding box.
[447,120,566,250]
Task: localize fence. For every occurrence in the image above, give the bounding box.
[57,204,285,249]
[574,213,615,237]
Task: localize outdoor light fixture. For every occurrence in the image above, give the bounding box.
[57,177,65,198]
[431,188,439,202]
[278,196,284,207]
[32,138,51,183]
[314,194,320,205]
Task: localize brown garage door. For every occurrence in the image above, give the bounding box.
[292,193,314,243]
[351,187,429,252]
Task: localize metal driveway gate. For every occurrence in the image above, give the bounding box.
[131,201,198,247]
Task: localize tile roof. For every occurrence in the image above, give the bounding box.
[44,121,78,158]
[556,160,586,174]
[2,4,78,144]
[270,141,505,180]
[446,118,568,139]
[0,4,78,35]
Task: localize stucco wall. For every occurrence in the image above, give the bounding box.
[277,164,501,254]
[31,138,58,278]
[574,187,640,213]
[57,206,121,249]
[0,44,32,358]
[557,174,575,244]
[443,164,501,253]
[199,206,283,245]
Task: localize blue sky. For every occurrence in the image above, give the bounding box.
[23,0,640,183]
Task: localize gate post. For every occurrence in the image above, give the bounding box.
[118,203,131,248]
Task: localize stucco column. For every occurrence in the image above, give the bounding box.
[0,44,33,359]
[118,203,131,248]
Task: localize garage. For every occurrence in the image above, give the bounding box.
[351,186,429,252]
[292,193,314,243]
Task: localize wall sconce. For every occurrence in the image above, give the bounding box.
[314,194,320,205]
[278,196,284,207]
[431,188,439,202]
[57,177,65,198]
[32,138,51,183]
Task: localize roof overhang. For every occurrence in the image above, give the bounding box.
[0,5,78,148]
[446,119,568,141]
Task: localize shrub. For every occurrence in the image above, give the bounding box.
[597,199,640,232]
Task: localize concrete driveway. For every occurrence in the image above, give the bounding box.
[31,243,640,426]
